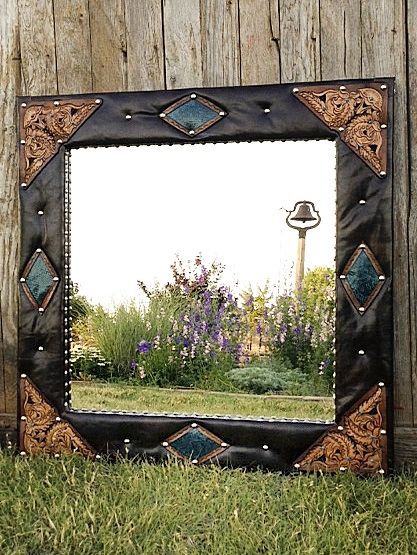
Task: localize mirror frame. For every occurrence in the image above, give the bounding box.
[17,79,393,474]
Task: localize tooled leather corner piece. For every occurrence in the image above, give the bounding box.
[19,98,101,187]
[293,84,388,177]
[293,384,387,475]
[19,376,96,459]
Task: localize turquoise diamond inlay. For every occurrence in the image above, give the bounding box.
[346,250,379,307]
[162,94,225,136]
[168,99,218,131]
[26,254,54,306]
[165,425,226,463]
[170,428,219,460]
[22,250,58,310]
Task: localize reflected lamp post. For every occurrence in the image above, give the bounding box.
[285,201,321,291]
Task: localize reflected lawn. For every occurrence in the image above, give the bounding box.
[71,381,334,420]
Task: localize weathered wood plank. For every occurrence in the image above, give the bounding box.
[361,0,412,427]
[239,0,280,85]
[163,0,203,89]
[124,0,165,91]
[0,0,20,421]
[320,0,361,80]
[200,0,240,87]
[17,0,58,95]
[279,0,320,83]
[53,0,93,94]
[89,0,127,92]
[407,0,417,428]
[394,427,417,468]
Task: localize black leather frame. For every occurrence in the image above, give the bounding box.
[17,79,394,473]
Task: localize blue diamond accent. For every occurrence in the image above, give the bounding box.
[26,253,54,306]
[170,428,220,460]
[346,250,379,306]
[168,99,218,131]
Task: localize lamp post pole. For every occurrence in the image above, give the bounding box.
[285,201,321,291]
[295,228,307,291]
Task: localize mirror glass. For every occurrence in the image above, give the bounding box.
[69,141,336,420]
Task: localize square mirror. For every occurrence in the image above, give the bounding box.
[18,80,393,474]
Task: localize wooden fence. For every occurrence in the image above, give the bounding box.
[1,0,417,465]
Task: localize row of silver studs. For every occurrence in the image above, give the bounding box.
[64,150,72,409]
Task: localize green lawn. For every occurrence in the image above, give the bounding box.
[1,451,416,554]
[71,381,334,420]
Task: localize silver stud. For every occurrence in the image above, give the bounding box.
[359,243,366,249]
[20,373,27,378]
[162,441,169,447]
[95,454,101,460]
[123,438,130,444]
[37,210,44,215]
[378,468,385,474]
[190,93,197,99]
[20,415,27,421]
[57,139,63,144]
[338,127,344,132]
[359,307,365,313]
[294,463,300,469]
[54,453,60,458]
[381,124,387,129]
[191,459,198,464]
[381,429,387,435]
[189,130,195,135]
[339,274,346,280]
[20,277,26,283]
[219,111,225,116]
[358,349,365,355]
[340,466,347,471]
[38,346,44,351]
[55,417,61,422]
[292,87,299,93]
[38,307,44,314]
[264,108,270,113]
[380,171,387,177]
[262,445,269,450]
[191,423,198,428]
[20,139,25,144]
[159,112,166,118]
[379,275,385,281]
[53,276,59,282]
[64,402,68,407]
[380,84,387,90]
[53,100,60,106]
[21,183,27,188]
[220,442,228,448]
[339,85,347,91]
[337,425,343,431]
[125,114,132,120]
[36,248,42,253]
[359,199,366,205]
[21,102,27,107]
[20,451,27,456]
[378,382,385,387]
[95,99,101,104]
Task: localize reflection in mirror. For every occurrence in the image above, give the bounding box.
[69,141,336,420]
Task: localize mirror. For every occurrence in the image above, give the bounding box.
[69,140,336,420]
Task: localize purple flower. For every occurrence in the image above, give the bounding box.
[137,340,151,354]
[256,321,262,336]
[294,326,301,336]
[130,360,137,370]
[245,295,254,307]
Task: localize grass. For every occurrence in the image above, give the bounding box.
[71,381,334,420]
[1,450,417,554]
